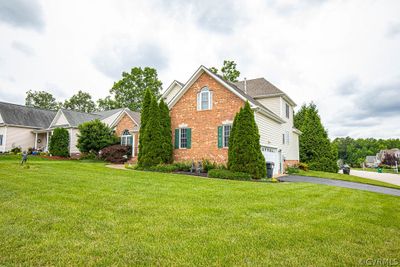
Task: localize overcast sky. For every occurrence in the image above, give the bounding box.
[0,0,399,139]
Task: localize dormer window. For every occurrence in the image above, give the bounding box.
[197,87,213,111]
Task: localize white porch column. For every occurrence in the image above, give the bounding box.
[34,133,38,149]
[132,134,135,157]
[46,132,49,151]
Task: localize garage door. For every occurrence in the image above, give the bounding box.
[261,146,280,175]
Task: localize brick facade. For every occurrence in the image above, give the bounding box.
[115,113,139,156]
[170,72,245,163]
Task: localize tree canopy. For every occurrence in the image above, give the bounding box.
[228,102,266,179]
[25,90,61,110]
[210,60,241,82]
[294,103,338,173]
[63,90,96,113]
[333,137,400,167]
[98,67,162,111]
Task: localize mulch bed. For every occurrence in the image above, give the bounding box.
[39,156,75,161]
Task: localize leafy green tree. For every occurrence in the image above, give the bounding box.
[25,90,61,110]
[221,60,240,82]
[97,96,120,111]
[209,67,218,74]
[49,128,69,157]
[77,119,116,154]
[100,67,162,111]
[294,103,307,130]
[138,96,163,167]
[228,102,266,179]
[209,60,241,82]
[295,103,338,172]
[63,90,96,113]
[332,137,400,167]
[137,89,153,164]
[159,99,173,164]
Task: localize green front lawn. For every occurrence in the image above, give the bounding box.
[0,155,399,265]
[294,170,400,189]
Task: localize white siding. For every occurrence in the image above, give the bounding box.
[255,107,299,161]
[165,83,182,105]
[5,126,35,152]
[255,112,281,148]
[0,112,3,123]
[257,97,281,117]
[54,112,69,126]
[69,128,80,154]
[0,126,6,152]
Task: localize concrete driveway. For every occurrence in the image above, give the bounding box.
[347,169,400,186]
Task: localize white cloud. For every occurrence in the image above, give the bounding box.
[0,0,399,139]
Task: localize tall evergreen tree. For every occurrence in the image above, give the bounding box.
[138,89,153,164]
[295,103,338,172]
[138,96,163,167]
[228,102,266,179]
[159,99,173,164]
[49,128,70,157]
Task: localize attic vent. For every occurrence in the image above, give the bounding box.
[244,78,247,94]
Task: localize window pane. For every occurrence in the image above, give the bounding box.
[286,104,289,118]
[201,92,209,110]
[0,135,2,146]
[180,128,187,148]
[223,125,231,147]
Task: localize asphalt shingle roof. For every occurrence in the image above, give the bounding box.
[60,109,102,127]
[0,102,57,128]
[234,78,284,97]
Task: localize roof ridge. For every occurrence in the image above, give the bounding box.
[61,108,102,116]
[0,101,57,112]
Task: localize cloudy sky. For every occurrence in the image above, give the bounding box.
[0,0,399,139]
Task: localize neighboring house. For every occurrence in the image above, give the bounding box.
[377,148,400,163]
[162,65,301,175]
[365,155,380,168]
[0,102,140,157]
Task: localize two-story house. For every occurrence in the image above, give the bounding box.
[162,65,300,175]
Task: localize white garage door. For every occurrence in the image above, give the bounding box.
[261,146,280,175]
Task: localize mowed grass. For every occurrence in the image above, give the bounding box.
[0,156,399,266]
[295,170,400,189]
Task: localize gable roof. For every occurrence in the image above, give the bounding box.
[0,102,56,128]
[60,109,102,127]
[167,65,285,123]
[235,78,296,106]
[93,108,125,118]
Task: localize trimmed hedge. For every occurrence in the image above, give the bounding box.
[99,145,131,164]
[208,169,252,181]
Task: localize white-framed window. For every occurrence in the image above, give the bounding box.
[285,103,290,119]
[121,129,132,146]
[197,87,212,110]
[282,131,289,145]
[0,134,3,146]
[223,124,232,147]
[180,128,188,148]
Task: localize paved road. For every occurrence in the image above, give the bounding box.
[280,175,400,196]
[347,169,400,186]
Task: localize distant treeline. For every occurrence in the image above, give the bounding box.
[333,137,400,167]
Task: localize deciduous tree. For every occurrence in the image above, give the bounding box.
[77,119,116,154]
[63,90,96,113]
[25,90,61,110]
